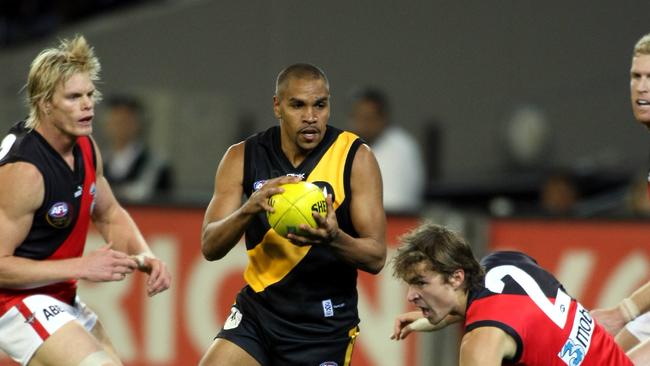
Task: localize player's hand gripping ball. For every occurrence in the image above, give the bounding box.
[266,181,327,238]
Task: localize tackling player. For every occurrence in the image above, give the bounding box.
[390,223,632,365]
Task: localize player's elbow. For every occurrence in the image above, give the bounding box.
[366,262,384,275]
[201,246,220,262]
[365,251,387,274]
[200,233,225,262]
[201,244,227,262]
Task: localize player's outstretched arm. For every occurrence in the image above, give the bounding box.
[390,311,462,340]
[201,142,300,261]
[291,144,386,273]
[391,311,434,340]
[590,307,629,336]
[90,140,171,296]
[591,281,650,336]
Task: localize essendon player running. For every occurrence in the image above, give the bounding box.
[0,35,170,366]
[390,223,632,366]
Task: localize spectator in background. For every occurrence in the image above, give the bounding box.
[102,95,173,202]
[625,171,650,216]
[348,87,425,214]
[538,169,579,216]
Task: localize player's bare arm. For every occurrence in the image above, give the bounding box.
[91,140,171,296]
[91,138,147,254]
[592,281,650,336]
[390,311,462,340]
[391,311,428,340]
[459,327,517,366]
[621,280,648,316]
[201,142,300,261]
[292,143,386,274]
[0,162,135,287]
[333,144,386,273]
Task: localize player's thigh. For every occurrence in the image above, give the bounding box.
[199,338,260,366]
[617,327,642,352]
[628,339,650,366]
[89,318,122,364]
[29,321,117,366]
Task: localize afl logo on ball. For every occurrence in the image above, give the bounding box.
[46,202,72,228]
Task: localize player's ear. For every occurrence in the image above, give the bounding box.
[273,95,281,119]
[449,269,465,289]
[39,98,52,115]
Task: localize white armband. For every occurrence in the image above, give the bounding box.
[620,297,641,323]
[408,317,437,332]
[133,252,155,269]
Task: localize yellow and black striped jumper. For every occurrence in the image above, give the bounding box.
[216,125,362,366]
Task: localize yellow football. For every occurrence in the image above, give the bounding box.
[266,181,327,237]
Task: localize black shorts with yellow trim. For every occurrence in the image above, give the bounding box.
[216,301,359,366]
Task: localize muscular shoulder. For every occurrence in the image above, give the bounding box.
[0,162,44,212]
[215,142,245,186]
[351,143,381,184]
[223,141,245,167]
[353,143,378,168]
[0,161,43,189]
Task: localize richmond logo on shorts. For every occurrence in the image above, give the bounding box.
[46,202,73,228]
[223,306,242,330]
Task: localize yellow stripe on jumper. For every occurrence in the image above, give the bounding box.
[307,131,358,208]
[243,229,311,292]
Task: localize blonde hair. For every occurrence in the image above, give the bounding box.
[633,33,650,56]
[25,35,102,129]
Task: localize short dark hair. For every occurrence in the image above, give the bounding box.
[275,63,329,98]
[106,94,142,114]
[352,87,390,118]
[392,222,484,292]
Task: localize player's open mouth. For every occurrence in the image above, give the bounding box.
[79,116,93,122]
[637,99,650,106]
[300,128,320,140]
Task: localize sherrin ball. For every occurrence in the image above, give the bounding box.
[266,181,327,238]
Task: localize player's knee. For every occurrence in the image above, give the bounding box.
[77,350,117,366]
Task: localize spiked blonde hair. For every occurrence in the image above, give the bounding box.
[633,33,650,56]
[25,35,102,129]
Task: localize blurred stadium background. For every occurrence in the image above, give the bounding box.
[1,1,649,365]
